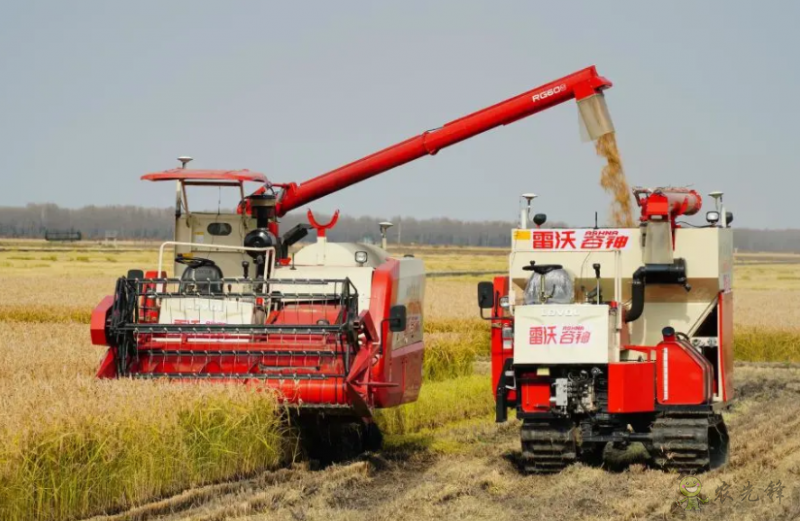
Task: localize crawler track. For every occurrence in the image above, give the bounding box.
[648,413,729,474]
[519,419,577,474]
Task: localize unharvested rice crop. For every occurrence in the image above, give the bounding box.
[374,374,493,435]
[423,318,491,381]
[734,326,800,362]
[0,324,287,521]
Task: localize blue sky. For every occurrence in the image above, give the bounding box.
[1,1,797,228]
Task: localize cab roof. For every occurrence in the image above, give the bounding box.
[141,169,267,183]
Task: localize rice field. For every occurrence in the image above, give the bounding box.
[0,243,799,520]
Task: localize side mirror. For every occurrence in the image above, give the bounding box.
[388,304,407,332]
[477,281,495,310]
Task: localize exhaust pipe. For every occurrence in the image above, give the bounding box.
[577,92,615,141]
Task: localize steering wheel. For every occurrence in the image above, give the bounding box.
[175,254,217,270]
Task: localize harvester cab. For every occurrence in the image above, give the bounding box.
[92,162,426,430]
[480,188,734,474]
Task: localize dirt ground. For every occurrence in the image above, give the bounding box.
[85,362,800,521]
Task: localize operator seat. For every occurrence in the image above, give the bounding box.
[178,257,224,294]
[522,262,572,305]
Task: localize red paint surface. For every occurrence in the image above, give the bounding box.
[490,276,516,402]
[608,362,655,413]
[637,188,702,221]
[656,335,714,405]
[90,296,113,346]
[306,209,340,238]
[141,170,267,183]
[719,291,734,401]
[520,379,550,413]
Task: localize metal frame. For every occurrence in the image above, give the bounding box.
[107,273,361,380]
[175,180,248,218]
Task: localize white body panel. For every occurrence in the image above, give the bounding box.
[293,242,389,268]
[391,258,426,349]
[158,298,255,325]
[173,212,256,278]
[271,265,375,315]
[513,304,614,365]
[509,227,733,346]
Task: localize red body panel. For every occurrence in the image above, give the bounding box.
[490,276,515,402]
[90,296,113,346]
[520,378,550,413]
[637,188,702,221]
[719,291,734,401]
[141,170,267,183]
[656,334,714,405]
[369,258,398,407]
[608,362,656,413]
[96,350,118,379]
[368,258,424,408]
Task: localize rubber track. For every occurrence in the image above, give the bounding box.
[650,415,713,474]
[520,421,576,474]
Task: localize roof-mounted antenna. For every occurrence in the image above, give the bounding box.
[594,211,598,230]
[520,193,537,229]
[178,156,193,169]
[379,221,393,250]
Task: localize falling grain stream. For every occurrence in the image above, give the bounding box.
[595,133,635,227]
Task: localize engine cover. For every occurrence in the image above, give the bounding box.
[513,304,615,365]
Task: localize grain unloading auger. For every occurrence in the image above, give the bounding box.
[90,66,614,439]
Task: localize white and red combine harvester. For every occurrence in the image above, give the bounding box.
[90,65,616,450]
[479,188,734,474]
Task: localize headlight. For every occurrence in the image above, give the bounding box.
[355,251,368,264]
[499,296,510,308]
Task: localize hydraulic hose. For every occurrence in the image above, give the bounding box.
[624,259,689,323]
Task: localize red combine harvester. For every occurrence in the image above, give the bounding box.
[91,66,616,451]
[478,188,734,474]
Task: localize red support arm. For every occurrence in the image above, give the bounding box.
[275,66,612,216]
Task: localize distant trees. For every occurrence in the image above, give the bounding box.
[0,204,173,240]
[0,203,796,252]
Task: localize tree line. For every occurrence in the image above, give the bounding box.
[0,203,797,252]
